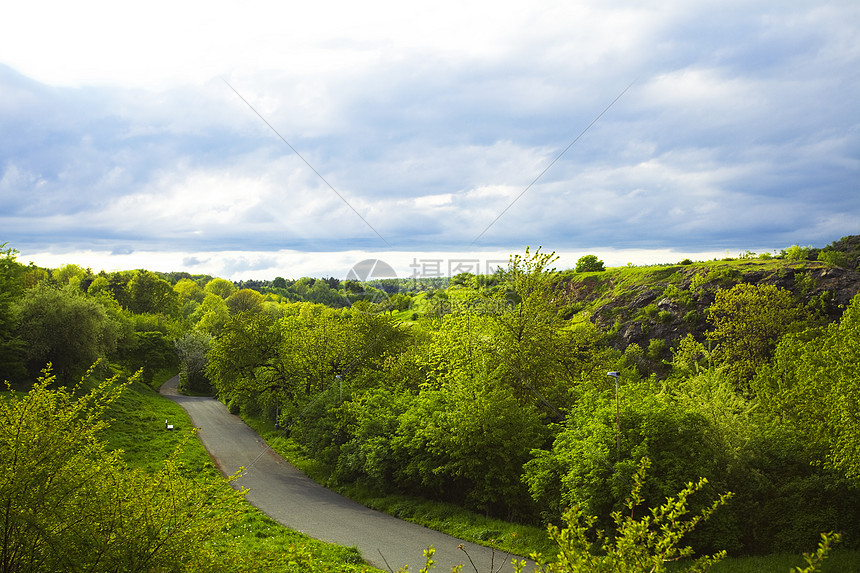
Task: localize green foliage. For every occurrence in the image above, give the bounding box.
[335,388,414,488]
[126,269,181,316]
[194,292,231,334]
[0,246,27,383]
[706,283,806,387]
[529,458,731,573]
[790,532,841,573]
[205,277,237,298]
[0,369,246,572]
[129,330,178,385]
[489,250,607,417]
[13,283,120,383]
[175,330,214,394]
[523,384,727,541]
[391,373,546,516]
[647,338,667,360]
[14,243,860,565]
[575,254,605,273]
[688,273,708,295]
[206,310,286,410]
[669,335,709,377]
[782,245,812,261]
[816,250,849,268]
[662,283,692,307]
[673,369,859,554]
[755,293,860,480]
[227,288,265,315]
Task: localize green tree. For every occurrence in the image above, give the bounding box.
[706,283,806,387]
[194,293,231,335]
[52,263,89,289]
[125,330,177,386]
[489,248,608,417]
[13,284,118,382]
[126,270,180,316]
[755,293,860,479]
[575,254,605,273]
[522,383,730,547]
[782,245,812,261]
[104,271,134,309]
[206,311,284,407]
[173,277,205,305]
[391,372,546,516]
[0,369,245,572]
[0,245,27,383]
[175,330,213,394]
[204,277,236,299]
[226,288,265,315]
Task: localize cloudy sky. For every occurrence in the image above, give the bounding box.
[1,1,858,280]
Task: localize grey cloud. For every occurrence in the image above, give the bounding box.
[1,0,858,263]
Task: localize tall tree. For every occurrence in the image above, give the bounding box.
[706,283,806,387]
[14,284,118,382]
[126,270,180,316]
[204,277,236,299]
[0,245,27,383]
[226,288,265,315]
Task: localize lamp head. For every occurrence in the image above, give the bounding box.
[606,371,620,378]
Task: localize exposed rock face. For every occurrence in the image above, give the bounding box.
[559,259,860,357]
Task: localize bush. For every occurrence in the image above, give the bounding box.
[0,369,245,572]
[523,384,732,551]
[529,458,732,573]
[782,245,812,261]
[647,338,667,360]
[817,249,849,268]
[390,374,546,518]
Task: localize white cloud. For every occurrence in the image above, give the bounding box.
[0,1,857,274]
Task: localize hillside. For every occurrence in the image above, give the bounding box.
[555,239,860,370]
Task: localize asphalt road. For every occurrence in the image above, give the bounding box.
[160,377,526,572]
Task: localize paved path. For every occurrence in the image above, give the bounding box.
[160,377,526,572]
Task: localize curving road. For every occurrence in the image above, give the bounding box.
[160,377,526,572]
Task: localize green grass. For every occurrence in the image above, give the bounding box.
[102,374,383,572]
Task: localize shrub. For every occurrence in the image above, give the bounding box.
[817,249,849,268]
[528,458,732,573]
[782,245,812,261]
[522,384,731,551]
[0,369,245,572]
[647,338,667,360]
[391,374,546,517]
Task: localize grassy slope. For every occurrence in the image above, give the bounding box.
[102,373,380,573]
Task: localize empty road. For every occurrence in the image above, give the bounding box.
[160,376,526,572]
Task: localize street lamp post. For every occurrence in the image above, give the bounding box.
[607,371,621,461]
